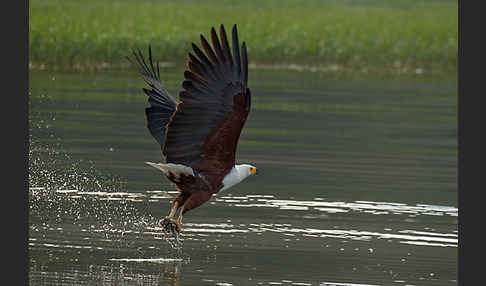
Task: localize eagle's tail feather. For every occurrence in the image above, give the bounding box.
[145,162,195,177]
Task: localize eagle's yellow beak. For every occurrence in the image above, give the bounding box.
[250,167,257,175]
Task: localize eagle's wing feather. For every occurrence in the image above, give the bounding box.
[129,46,178,148]
[164,25,251,186]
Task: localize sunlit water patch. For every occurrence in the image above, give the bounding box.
[30,184,458,250]
[212,195,458,218]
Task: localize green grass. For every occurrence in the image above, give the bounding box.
[30,0,457,74]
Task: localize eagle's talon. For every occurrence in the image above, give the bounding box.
[159,217,182,236]
[159,217,174,231]
[174,221,182,234]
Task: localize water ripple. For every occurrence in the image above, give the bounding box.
[29,188,457,249]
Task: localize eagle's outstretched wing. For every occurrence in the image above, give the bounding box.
[164,24,251,186]
[129,46,178,148]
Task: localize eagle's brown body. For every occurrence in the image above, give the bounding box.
[131,24,255,237]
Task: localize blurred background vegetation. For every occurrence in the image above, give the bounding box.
[29,0,457,75]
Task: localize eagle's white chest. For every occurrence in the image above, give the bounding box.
[220,165,247,192]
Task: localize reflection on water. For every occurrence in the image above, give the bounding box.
[29,69,457,285]
[30,187,458,250]
[29,262,184,286]
[29,177,457,285]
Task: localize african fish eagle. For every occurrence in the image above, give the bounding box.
[130,24,257,236]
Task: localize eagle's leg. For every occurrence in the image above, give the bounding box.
[162,204,184,235]
[161,191,210,236]
[174,205,185,233]
[159,200,179,234]
[167,200,179,219]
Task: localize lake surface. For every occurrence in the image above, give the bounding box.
[29,68,457,285]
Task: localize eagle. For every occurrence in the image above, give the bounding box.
[130,24,257,239]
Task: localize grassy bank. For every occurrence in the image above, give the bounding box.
[30,0,457,75]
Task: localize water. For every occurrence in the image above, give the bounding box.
[29,68,457,285]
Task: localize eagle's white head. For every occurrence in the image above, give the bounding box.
[237,164,258,176]
[220,164,258,192]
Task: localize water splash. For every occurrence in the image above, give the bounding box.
[28,129,182,252]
